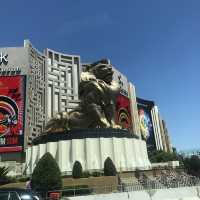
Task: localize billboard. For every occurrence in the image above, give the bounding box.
[0,76,25,153]
[137,97,156,151]
[116,94,132,131]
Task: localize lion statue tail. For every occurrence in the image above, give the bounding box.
[43,112,69,134]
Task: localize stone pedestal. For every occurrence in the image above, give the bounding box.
[26,129,151,175]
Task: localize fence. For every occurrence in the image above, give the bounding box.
[40,177,200,199]
[123,178,200,192]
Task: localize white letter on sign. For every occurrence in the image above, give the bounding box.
[0,52,8,64]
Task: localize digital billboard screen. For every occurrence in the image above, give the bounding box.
[0,76,26,153]
[116,94,133,131]
[137,97,156,151]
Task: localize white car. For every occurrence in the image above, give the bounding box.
[0,188,42,200]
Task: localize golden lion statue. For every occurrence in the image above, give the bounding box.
[44,59,121,133]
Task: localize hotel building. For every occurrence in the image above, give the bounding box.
[137,97,172,153]
[0,40,82,162]
[0,40,172,166]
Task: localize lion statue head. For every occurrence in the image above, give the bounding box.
[84,59,114,84]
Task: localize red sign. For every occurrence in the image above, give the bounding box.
[0,76,25,152]
[116,94,132,131]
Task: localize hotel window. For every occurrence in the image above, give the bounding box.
[61,100,67,107]
[54,53,59,62]
[48,85,53,118]
[54,92,59,113]
[48,51,53,65]
[67,68,73,88]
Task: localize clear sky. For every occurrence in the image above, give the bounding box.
[0,0,199,151]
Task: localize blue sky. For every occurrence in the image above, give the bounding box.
[1,0,200,151]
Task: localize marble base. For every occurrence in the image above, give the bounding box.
[26,129,151,175]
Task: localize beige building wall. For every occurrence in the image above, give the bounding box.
[128,82,141,138]
[45,49,81,120]
[24,40,46,144]
[151,106,164,151]
[158,114,168,152]
[162,120,173,153]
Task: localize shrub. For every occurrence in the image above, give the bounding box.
[31,152,62,193]
[135,168,141,179]
[149,150,178,163]
[72,161,83,178]
[92,171,101,177]
[82,171,90,178]
[0,166,10,185]
[104,157,117,176]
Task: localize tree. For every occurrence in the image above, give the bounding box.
[104,157,117,176]
[189,155,200,172]
[72,161,83,178]
[183,155,200,177]
[31,152,62,192]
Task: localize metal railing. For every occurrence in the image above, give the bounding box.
[39,177,200,199]
[123,178,200,192]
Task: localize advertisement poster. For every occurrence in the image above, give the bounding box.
[137,98,156,152]
[116,94,132,131]
[0,76,25,153]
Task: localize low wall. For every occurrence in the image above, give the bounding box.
[67,186,200,200]
[62,176,118,189]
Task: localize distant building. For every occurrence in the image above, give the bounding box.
[162,120,173,153]
[158,117,168,152]
[151,106,164,151]
[137,97,156,152]
[136,98,173,153]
